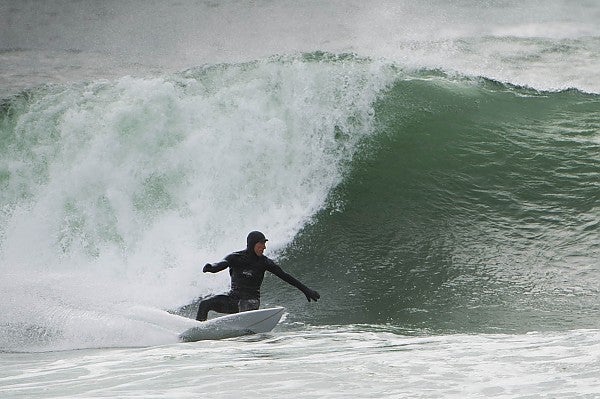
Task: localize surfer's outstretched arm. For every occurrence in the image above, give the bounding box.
[202,261,229,273]
[267,261,320,302]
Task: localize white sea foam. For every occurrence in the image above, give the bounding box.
[0,57,397,351]
[1,328,599,398]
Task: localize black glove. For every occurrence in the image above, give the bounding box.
[303,287,320,302]
[202,263,212,273]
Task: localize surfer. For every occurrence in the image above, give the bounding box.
[196,231,320,321]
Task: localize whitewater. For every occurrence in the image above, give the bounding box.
[1,1,600,398]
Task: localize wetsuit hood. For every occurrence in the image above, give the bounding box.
[246,231,268,252]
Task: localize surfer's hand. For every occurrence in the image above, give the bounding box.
[303,287,320,302]
[202,263,212,273]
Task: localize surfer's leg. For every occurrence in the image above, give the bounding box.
[196,295,239,321]
[238,299,260,312]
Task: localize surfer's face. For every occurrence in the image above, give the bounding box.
[254,241,266,257]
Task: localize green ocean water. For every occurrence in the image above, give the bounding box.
[278,76,600,333]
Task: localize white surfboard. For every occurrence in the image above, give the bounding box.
[179,306,285,342]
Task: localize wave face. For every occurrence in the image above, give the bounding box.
[1,52,599,351]
[283,73,600,332]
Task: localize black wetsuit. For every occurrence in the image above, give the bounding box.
[196,233,319,321]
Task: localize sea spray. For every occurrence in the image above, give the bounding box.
[0,55,397,351]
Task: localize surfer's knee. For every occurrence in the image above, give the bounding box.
[195,296,217,321]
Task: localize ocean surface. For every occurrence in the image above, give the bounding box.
[1,0,599,397]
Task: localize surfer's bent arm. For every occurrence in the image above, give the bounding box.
[202,260,229,273]
[267,260,320,302]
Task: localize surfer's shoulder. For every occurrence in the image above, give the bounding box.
[225,250,247,262]
[263,256,280,269]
